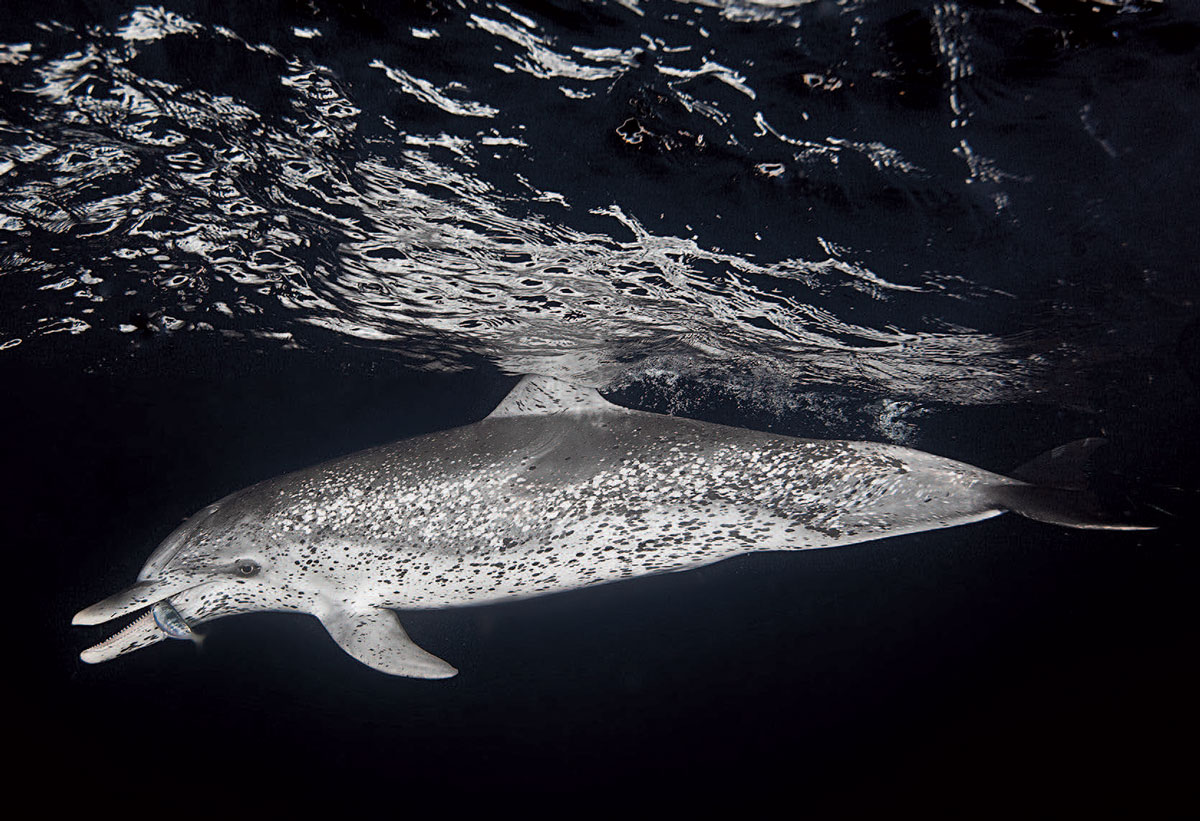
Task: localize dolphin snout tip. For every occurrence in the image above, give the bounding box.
[72,608,103,626]
[73,598,127,625]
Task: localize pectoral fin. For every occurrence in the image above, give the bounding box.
[317,605,457,679]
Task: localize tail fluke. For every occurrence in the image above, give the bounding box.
[1011,437,1108,491]
[990,483,1154,531]
[992,438,1156,531]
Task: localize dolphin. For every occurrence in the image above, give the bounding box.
[73,375,1147,678]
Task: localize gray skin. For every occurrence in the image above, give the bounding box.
[74,376,1139,678]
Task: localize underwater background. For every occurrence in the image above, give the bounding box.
[2,0,1195,812]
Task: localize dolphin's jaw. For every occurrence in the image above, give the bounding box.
[75,577,316,664]
[72,574,208,626]
[79,607,166,664]
[75,582,212,664]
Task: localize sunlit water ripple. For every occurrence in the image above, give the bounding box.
[1,0,1191,428]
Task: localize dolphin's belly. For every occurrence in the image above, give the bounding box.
[389,506,834,608]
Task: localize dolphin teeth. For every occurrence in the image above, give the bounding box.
[79,607,166,664]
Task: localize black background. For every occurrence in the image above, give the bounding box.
[7,336,1193,814]
[2,0,1196,815]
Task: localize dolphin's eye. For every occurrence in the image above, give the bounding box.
[235,560,260,577]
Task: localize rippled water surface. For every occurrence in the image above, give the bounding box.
[4,0,1196,812]
[5,0,1194,417]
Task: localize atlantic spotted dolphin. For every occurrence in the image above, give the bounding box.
[73,375,1145,678]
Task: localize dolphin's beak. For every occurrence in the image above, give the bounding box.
[72,576,200,626]
[75,577,213,664]
[78,607,165,664]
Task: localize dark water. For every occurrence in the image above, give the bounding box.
[2,0,1195,812]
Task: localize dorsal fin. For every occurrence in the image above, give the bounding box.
[486,376,623,419]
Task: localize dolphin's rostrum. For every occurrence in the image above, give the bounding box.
[74,376,1147,678]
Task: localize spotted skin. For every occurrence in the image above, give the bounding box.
[75,376,1021,678]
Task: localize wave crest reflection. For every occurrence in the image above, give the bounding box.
[4,0,1165,410]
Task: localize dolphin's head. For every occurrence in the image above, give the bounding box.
[73,489,314,664]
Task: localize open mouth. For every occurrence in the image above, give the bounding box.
[79,606,170,663]
[74,577,205,664]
